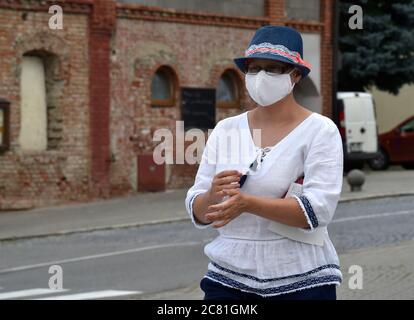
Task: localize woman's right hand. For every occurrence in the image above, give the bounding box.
[208,170,242,204]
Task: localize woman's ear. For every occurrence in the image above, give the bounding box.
[291,69,302,84]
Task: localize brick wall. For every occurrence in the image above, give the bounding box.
[0,5,91,209]
[88,0,116,197]
[266,0,285,25]
[109,18,256,192]
[320,0,333,117]
[0,0,334,208]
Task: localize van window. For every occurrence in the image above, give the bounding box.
[344,97,375,122]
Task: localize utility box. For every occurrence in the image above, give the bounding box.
[137,154,165,192]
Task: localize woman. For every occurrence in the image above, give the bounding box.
[185,26,344,300]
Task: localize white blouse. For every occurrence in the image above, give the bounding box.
[185,110,344,297]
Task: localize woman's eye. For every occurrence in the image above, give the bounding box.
[248,67,260,73]
[267,67,282,73]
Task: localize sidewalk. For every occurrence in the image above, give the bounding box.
[139,239,414,300]
[0,166,413,241]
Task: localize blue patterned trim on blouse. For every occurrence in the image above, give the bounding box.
[298,195,319,228]
[188,192,200,216]
[206,271,341,296]
[189,192,212,227]
[210,261,340,283]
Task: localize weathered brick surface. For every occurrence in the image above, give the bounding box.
[110,19,255,191]
[0,7,91,209]
[0,0,333,209]
[88,0,116,197]
[266,0,285,25]
[320,0,333,118]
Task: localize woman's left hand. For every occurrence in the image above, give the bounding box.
[205,188,250,228]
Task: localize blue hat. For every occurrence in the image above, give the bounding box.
[234,25,311,78]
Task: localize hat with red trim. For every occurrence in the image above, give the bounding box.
[234,25,311,78]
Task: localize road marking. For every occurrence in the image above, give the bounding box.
[0,241,204,274]
[1,209,414,276]
[2,208,414,276]
[0,288,68,300]
[33,290,141,300]
[333,210,414,223]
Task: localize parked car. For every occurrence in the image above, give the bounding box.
[336,92,379,170]
[369,115,414,170]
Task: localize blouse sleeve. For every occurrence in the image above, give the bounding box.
[292,120,344,231]
[184,120,222,229]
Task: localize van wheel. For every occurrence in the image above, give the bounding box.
[369,149,389,170]
[402,163,414,170]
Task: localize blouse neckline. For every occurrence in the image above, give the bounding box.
[243,110,316,151]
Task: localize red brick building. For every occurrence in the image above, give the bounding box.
[0,0,334,209]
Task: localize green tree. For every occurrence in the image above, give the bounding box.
[338,0,414,94]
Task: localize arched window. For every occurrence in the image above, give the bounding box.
[20,55,47,151]
[216,70,240,108]
[151,66,176,107]
[20,51,63,151]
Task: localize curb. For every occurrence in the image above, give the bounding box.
[338,192,414,203]
[0,217,189,243]
[1,192,413,243]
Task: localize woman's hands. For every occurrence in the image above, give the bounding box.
[192,170,242,225]
[206,188,251,228]
[194,170,309,229]
[207,170,242,203]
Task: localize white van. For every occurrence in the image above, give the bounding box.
[336,92,379,169]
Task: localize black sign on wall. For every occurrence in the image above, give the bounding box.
[181,87,216,130]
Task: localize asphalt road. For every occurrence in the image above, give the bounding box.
[0,195,413,300]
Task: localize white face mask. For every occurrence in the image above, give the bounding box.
[245,70,295,107]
